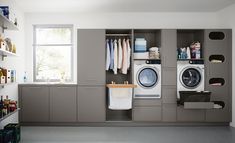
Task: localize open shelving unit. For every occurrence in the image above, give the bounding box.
[0,9,19,126]
[0,108,20,122]
[0,13,18,31]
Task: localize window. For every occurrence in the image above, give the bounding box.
[33,25,73,82]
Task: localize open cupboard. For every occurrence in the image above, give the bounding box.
[19,29,232,125]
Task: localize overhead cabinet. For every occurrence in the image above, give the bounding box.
[77,29,106,85]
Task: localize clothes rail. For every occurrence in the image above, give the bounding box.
[106,34,132,36]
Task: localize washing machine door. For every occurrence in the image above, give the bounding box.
[181,68,201,89]
[137,67,158,88]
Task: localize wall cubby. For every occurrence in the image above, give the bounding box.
[209,55,225,63]
[134,29,161,51]
[105,29,133,121]
[209,32,225,40]
[209,78,225,86]
[177,30,204,60]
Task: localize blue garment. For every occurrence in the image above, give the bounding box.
[109,39,114,70]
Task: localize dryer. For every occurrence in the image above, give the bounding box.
[177,60,205,99]
[134,60,161,98]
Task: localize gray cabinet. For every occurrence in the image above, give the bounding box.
[204,29,232,122]
[162,86,177,104]
[162,104,177,122]
[20,86,50,122]
[162,68,177,86]
[133,99,162,122]
[50,86,77,122]
[77,86,106,122]
[161,29,177,68]
[77,29,106,86]
[177,107,205,122]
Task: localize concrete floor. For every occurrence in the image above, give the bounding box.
[21,126,235,143]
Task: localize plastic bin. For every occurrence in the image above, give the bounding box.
[0,129,13,143]
[4,123,20,143]
[179,91,211,105]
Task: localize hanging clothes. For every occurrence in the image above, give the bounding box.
[109,39,114,70]
[106,39,110,70]
[117,38,123,70]
[113,39,118,74]
[126,39,131,70]
[121,38,128,74]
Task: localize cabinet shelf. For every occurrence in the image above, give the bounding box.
[0,13,18,30]
[177,58,204,61]
[0,108,20,122]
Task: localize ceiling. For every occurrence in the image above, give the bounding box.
[16,0,235,13]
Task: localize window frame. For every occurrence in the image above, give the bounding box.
[33,24,74,82]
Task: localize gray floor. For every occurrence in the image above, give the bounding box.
[21,126,235,143]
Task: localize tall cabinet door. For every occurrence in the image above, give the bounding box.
[20,86,49,122]
[50,86,77,122]
[77,29,106,85]
[204,29,232,122]
[77,86,106,122]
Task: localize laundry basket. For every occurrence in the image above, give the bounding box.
[107,84,137,110]
[179,91,211,105]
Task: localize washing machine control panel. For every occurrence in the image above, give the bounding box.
[146,60,161,64]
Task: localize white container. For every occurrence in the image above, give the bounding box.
[134,52,149,59]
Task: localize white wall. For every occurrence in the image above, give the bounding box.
[25,12,219,82]
[0,0,25,128]
[217,4,235,127]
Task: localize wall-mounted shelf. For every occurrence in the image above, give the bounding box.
[0,82,17,88]
[0,48,17,60]
[0,13,18,30]
[0,108,20,122]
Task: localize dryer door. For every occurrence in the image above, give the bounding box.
[181,68,201,89]
[137,67,158,88]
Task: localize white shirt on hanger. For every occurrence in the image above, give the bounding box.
[117,38,123,70]
[113,39,118,74]
[106,39,110,70]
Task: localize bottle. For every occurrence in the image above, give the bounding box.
[186,47,191,59]
[23,71,27,82]
[0,95,3,118]
[4,95,10,113]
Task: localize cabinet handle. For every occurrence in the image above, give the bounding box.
[29,87,42,89]
[57,87,70,88]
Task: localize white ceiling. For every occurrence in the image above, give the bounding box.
[16,0,235,13]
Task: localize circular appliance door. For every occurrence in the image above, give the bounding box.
[137,67,158,88]
[181,68,201,88]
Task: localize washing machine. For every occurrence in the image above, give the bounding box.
[134,60,161,98]
[177,60,205,98]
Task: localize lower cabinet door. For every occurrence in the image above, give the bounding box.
[77,86,106,122]
[133,106,162,122]
[21,86,50,122]
[177,107,205,122]
[50,86,77,122]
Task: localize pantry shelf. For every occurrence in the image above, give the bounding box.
[0,13,18,30]
[0,108,20,122]
[0,82,17,88]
